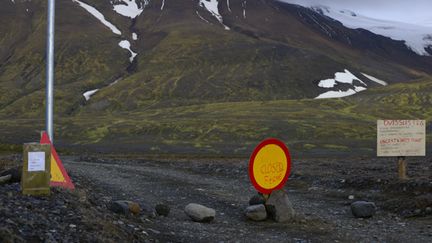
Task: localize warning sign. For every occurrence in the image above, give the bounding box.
[249,138,291,194]
[377,120,426,157]
[40,132,75,189]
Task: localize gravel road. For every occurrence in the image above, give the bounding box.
[64,156,432,242]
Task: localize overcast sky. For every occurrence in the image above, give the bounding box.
[279,0,432,25]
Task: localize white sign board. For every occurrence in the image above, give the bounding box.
[28,152,46,172]
[377,120,426,157]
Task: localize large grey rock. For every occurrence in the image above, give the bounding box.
[245,204,267,221]
[265,190,296,223]
[351,201,376,218]
[184,203,215,222]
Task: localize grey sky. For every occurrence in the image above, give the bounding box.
[279,0,432,24]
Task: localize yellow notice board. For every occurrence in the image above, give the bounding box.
[377,120,426,157]
[22,143,51,196]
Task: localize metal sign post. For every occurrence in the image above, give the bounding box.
[46,0,55,143]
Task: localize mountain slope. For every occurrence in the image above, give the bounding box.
[1,0,431,115]
[0,0,431,154]
[72,0,431,113]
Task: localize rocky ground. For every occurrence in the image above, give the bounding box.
[1,154,432,242]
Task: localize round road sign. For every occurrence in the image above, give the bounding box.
[249,138,291,194]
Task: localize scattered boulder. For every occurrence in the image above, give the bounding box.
[110,200,141,215]
[184,203,215,222]
[249,194,266,206]
[265,190,296,223]
[155,203,170,217]
[0,175,12,185]
[351,201,376,218]
[0,166,22,183]
[245,204,267,221]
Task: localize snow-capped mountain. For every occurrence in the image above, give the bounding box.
[279,0,432,56]
[1,0,432,114]
[2,0,432,153]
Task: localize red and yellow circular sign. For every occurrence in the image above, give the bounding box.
[249,138,291,194]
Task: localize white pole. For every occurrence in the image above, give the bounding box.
[46,0,55,143]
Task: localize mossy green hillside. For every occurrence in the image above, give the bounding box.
[0,0,128,117]
[1,79,430,155]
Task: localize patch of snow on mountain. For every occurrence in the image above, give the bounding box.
[334,69,366,85]
[354,86,367,92]
[315,89,356,99]
[196,11,210,24]
[83,89,99,101]
[242,0,246,19]
[109,78,122,86]
[227,0,231,12]
[198,0,230,30]
[279,1,432,56]
[112,0,147,19]
[315,69,367,99]
[72,0,121,35]
[318,79,336,88]
[361,73,387,86]
[132,32,138,40]
[11,0,15,4]
[119,40,137,62]
[161,0,165,10]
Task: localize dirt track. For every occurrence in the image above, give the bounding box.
[64,156,432,242]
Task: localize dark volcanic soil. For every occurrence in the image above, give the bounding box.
[1,154,432,242]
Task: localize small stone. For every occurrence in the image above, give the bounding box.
[425,207,432,214]
[110,200,141,215]
[69,224,76,228]
[351,201,376,218]
[129,202,141,215]
[0,174,12,185]
[155,203,170,217]
[348,195,355,200]
[184,203,215,222]
[265,190,296,223]
[0,166,22,183]
[245,204,267,221]
[249,194,266,206]
[148,228,161,234]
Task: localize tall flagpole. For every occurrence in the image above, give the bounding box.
[46,0,55,143]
